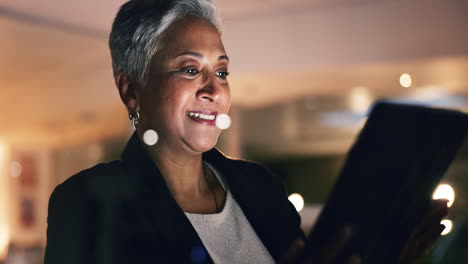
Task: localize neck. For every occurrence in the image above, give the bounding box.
[137,133,225,213]
[144,140,211,198]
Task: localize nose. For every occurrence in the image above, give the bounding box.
[196,71,222,102]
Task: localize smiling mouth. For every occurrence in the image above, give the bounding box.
[186,111,218,125]
[186,111,216,120]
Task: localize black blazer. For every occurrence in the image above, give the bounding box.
[44,133,304,264]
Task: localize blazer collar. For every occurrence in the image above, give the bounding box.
[120,132,280,261]
[121,133,211,262]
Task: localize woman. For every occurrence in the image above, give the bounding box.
[44,0,448,263]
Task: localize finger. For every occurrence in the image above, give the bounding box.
[413,200,448,238]
[277,239,305,264]
[411,218,445,251]
[422,203,447,227]
[431,199,449,218]
[408,224,445,262]
[433,198,449,204]
[418,224,445,253]
[400,212,446,264]
[429,200,449,218]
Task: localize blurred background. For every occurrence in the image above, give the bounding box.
[0,0,467,263]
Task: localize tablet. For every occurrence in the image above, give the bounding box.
[302,101,468,263]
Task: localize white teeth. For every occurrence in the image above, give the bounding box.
[187,112,216,120]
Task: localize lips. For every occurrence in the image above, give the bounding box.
[186,110,218,125]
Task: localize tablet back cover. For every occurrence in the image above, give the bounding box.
[304,101,468,263]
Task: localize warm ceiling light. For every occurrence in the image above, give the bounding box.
[400,73,412,88]
[349,86,373,114]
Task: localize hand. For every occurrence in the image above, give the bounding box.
[397,199,449,264]
[278,226,361,264]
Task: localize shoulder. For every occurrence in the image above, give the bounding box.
[51,160,127,203]
[206,148,278,182]
[206,149,286,194]
[230,158,280,184]
[61,160,124,185]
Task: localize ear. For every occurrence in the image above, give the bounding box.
[115,72,140,111]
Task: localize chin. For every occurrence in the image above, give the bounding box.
[186,136,219,154]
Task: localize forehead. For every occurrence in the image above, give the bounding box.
[160,16,225,57]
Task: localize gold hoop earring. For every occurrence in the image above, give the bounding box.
[128,110,140,129]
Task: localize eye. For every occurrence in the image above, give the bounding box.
[215,71,230,79]
[182,68,199,75]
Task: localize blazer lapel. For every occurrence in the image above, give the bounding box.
[121,133,211,263]
[203,149,284,260]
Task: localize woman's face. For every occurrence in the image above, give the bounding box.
[139,16,231,155]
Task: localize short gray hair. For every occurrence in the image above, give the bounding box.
[109,0,222,85]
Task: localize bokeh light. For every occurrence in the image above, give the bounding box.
[10,161,22,177]
[0,225,9,260]
[441,219,453,236]
[349,86,372,113]
[399,73,412,88]
[288,193,304,212]
[143,129,159,146]
[216,114,231,130]
[432,184,455,207]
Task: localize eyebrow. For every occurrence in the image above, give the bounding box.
[218,55,229,61]
[175,51,229,62]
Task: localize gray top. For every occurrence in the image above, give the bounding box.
[184,162,275,264]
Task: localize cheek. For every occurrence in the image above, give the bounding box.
[223,86,232,112]
[161,86,192,113]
